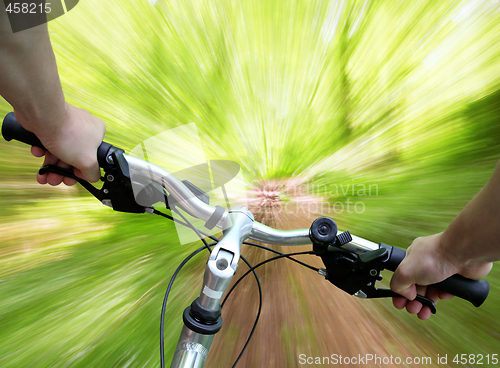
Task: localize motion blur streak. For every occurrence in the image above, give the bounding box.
[1,0,499,367]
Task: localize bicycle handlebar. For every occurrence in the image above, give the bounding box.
[2,112,374,250]
[2,112,45,149]
[381,244,489,307]
[2,112,115,168]
[1,112,490,308]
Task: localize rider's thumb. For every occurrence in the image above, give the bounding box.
[390,266,418,300]
[75,162,101,183]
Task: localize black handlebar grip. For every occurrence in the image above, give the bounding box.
[2,112,118,169]
[2,112,46,150]
[380,243,489,307]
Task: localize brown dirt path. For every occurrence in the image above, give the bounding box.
[206,209,438,368]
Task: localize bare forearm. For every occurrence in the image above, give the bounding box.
[390,163,499,317]
[1,4,105,185]
[0,12,66,135]
[441,160,500,265]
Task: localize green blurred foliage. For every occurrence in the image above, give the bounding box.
[1,0,500,366]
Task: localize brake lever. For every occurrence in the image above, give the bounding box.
[310,217,437,314]
[39,150,147,214]
[39,151,211,215]
[355,283,437,314]
[316,248,437,314]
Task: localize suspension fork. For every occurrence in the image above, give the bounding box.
[170,208,254,368]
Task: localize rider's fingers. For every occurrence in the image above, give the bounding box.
[37,152,58,184]
[31,146,46,158]
[405,299,423,314]
[63,170,78,186]
[416,284,427,297]
[392,297,408,310]
[417,306,433,320]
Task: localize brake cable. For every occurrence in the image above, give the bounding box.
[153,207,319,368]
[154,207,264,368]
[222,251,317,308]
[160,244,215,368]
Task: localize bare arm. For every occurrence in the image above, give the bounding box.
[0,13,66,131]
[0,7,104,184]
[390,160,500,319]
[443,159,500,265]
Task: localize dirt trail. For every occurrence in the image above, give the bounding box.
[207,207,437,367]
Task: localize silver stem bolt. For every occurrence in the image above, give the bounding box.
[107,174,114,182]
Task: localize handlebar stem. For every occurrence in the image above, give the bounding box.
[170,208,254,368]
[199,208,254,310]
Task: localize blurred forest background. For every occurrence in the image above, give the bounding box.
[1,0,500,367]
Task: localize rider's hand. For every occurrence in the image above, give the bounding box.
[16,103,105,186]
[390,233,492,320]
